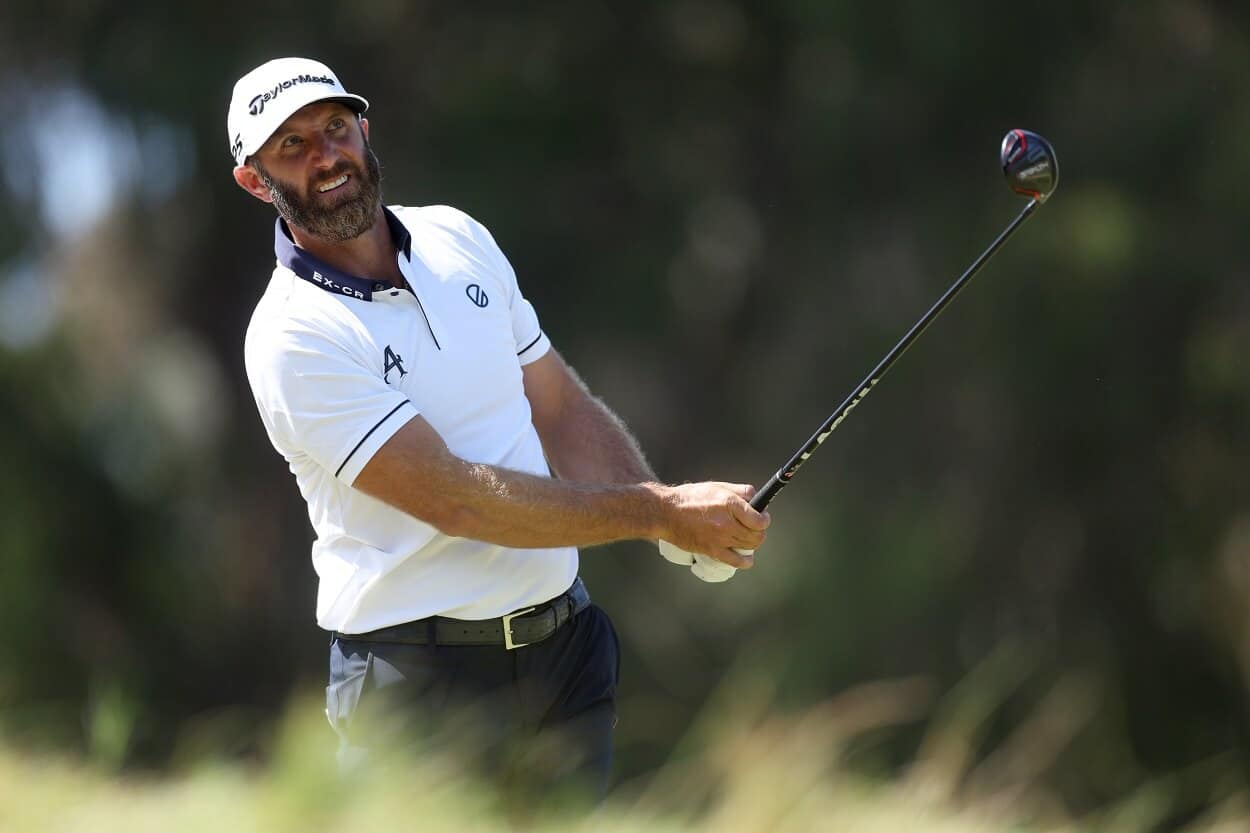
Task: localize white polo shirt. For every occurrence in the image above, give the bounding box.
[243,205,578,633]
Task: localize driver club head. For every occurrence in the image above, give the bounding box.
[1001,129,1058,203]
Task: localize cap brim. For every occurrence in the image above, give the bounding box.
[235,91,370,164]
[321,94,369,115]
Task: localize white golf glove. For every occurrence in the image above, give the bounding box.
[658,540,748,583]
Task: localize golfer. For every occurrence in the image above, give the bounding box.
[229,57,768,797]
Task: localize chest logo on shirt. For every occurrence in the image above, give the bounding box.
[465,283,489,308]
[383,345,408,383]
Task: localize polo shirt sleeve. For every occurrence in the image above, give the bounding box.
[245,325,418,485]
[460,213,551,366]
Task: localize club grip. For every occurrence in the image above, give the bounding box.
[749,474,787,512]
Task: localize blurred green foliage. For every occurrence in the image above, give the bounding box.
[2,690,1247,832]
[2,1,1250,827]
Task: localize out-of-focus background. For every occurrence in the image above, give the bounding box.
[2,2,1249,830]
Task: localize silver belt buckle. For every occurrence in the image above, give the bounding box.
[502,606,537,650]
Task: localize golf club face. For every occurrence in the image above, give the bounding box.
[1001,129,1058,202]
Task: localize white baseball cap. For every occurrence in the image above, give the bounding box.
[227,57,369,165]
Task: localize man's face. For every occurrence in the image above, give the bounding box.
[249,102,382,242]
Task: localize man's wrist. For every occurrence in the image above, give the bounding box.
[634,481,674,543]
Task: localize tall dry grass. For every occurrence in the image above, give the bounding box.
[1,672,1246,833]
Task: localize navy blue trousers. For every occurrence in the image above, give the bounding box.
[326,601,620,801]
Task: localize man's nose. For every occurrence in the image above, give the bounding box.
[307,134,340,169]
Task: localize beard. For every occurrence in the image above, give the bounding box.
[254,140,383,242]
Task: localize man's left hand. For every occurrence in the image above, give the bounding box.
[658,540,745,582]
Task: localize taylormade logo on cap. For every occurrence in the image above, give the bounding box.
[247,72,336,116]
[227,57,369,165]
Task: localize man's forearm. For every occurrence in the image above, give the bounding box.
[354,415,667,548]
[423,454,668,547]
[543,392,656,484]
[523,352,656,484]
[353,414,765,563]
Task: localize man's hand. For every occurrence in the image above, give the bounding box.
[656,482,769,570]
[658,539,740,582]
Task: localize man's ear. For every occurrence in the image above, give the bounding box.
[233,164,275,204]
[360,116,370,142]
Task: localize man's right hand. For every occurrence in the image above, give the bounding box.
[657,481,769,570]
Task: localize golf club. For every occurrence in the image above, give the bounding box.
[747,128,1058,513]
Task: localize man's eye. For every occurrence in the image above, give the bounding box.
[328,118,345,130]
[282,135,303,148]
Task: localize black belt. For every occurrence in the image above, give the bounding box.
[332,577,590,651]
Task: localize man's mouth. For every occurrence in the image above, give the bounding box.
[317,174,350,193]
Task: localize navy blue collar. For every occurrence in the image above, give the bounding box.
[274,206,413,301]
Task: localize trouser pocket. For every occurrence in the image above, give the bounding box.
[325,641,373,741]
